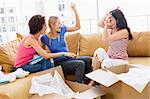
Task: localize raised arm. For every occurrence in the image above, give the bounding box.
[98,15,106,28]
[101,14,111,43]
[66,3,80,32]
[108,29,128,41]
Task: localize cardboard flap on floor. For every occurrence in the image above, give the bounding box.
[86,69,119,87]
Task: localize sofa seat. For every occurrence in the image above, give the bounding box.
[129,57,150,66]
[0,75,33,99]
[0,67,64,99]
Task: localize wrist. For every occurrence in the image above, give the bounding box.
[104,26,108,32]
[62,52,65,56]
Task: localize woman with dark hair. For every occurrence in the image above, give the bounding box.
[14,15,76,73]
[89,9,133,86]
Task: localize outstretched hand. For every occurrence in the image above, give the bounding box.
[71,3,76,12]
[64,52,77,58]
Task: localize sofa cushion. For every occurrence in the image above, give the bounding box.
[127,32,150,56]
[0,39,19,72]
[79,33,109,56]
[65,32,79,54]
[129,57,150,66]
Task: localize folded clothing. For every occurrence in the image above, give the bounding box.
[0,68,29,84]
[30,56,44,65]
[12,68,29,78]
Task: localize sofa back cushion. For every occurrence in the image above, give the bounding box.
[17,32,79,55]
[65,32,79,54]
[0,39,19,72]
[79,33,109,56]
[127,31,150,56]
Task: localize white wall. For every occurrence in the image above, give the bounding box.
[0,0,150,43]
[99,0,150,32]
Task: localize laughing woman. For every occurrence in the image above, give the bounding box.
[40,4,92,83]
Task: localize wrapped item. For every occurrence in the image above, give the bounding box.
[29,70,76,97]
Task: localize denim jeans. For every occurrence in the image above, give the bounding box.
[14,58,54,73]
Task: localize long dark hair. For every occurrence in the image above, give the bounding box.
[28,15,45,34]
[110,9,133,40]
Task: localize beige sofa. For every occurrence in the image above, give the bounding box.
[0,31,150,99]
[74,31,150,65]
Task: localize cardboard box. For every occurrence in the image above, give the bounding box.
[30,66,106,99]
[86,64,150,99]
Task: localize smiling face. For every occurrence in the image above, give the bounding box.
[54,18,62,32]
[40,24,47,34]
[48,16,62,33]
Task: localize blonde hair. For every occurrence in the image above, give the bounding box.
[48,16,60,45]
[48,16,59,28]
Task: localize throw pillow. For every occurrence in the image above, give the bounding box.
[0,39,20,73]
[16,33,25,40]
[65,32,79,54]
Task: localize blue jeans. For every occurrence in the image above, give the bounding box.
[14,58,54,73]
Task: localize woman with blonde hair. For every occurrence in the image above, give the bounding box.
[40,4,92,83]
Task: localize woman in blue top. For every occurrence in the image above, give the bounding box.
[40,4,92,83]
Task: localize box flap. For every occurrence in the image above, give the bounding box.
[65,80,90,92]
[65,80,106,98]
[76,86,106,98]
[86,69,119,87]
[102,64,129,74]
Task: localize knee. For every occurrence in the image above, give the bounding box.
[87,57,92,64]
[76,60,86,70]
[96,48,105,53]
[94,48,105,56]
[45,59,54,69]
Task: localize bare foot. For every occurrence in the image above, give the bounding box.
[88,80,96,86]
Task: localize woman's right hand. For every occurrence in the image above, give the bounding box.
[71,3,76,12]
[104,14,111,27]
[63,52,77,58]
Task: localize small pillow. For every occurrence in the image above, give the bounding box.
[1,64,13,73]
[12,68,29,78]
[16,33,26,40]
[0,39,20,72]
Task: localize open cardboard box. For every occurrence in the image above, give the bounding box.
[30,66,106,99]
[86,64,150,99]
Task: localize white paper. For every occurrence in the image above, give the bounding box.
[106,67,150,93]
[86,69,119,87]
[29,71,76,97]
[117,68,149,93]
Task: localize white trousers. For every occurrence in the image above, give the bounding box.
[93,48,129,68]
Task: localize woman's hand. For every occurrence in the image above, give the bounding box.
[104,14,111,27]
[63,52,77,58]
[71,3,76,12]
[98,13,110,28]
